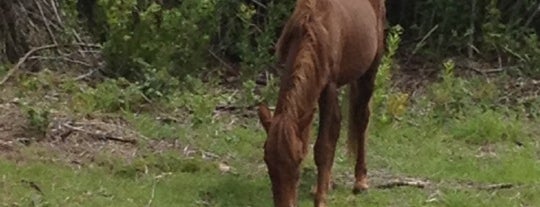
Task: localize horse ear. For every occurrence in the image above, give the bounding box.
[258,104,272,133]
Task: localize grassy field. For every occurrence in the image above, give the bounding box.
[0,67,539,207]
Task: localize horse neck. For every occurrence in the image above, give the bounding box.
[274,62,323,124]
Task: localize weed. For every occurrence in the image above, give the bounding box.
[71,78,146,114]
[449,109,524,144]
[259,73,279,104]
[241,79,258,105]
[21,105,50,137]
[374,24,408,123]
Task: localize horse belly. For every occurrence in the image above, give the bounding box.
[335,3,379,86]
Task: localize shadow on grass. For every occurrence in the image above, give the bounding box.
[199,174,273,207]
[198,166,339,207]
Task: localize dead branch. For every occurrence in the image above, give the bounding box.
[28,56,93,67]
[0,44,59,85]
[525,3,540,28]
[406,24,439,64]
[456,61,514,75]
[21,179,44,195]
[479,183,514,190]
[376,178,430,189]
[0,43,102,86]
[35,0,57,45]
[468,67,505,74]
[208,49,234,70]
[146,179,157,207]
[73,69,98,81]
[72,29,87,58]
[62,123,138,145]
[49,0,63,28]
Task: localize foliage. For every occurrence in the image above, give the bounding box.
[374,25,408,123]
[97,0,218,97]
[21,104,50,137]
[390,0,540,76]
[71,78,146,114]
[50,0,540,104]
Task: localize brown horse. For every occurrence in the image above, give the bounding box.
[257,0,386,206]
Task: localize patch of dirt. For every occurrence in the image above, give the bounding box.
[0,102,30,158]
[0,102,191,166]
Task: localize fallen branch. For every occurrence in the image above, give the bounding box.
[35,0,57,45]
[0,43,102,86]
[73,69,98,81]
[208,49,234,70]
[1,44,59,85]
[479,183,514,190]
[28,56,93,67]
[21,179,44,195]
[62,123,137,145]
[467,67,505,74]
[376,178,430,189]
[455,61,515,75]
[50,0,63,27]
[146,179,157,207]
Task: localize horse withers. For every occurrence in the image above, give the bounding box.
[257,0,386,206]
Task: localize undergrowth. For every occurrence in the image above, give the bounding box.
[2,69,539,206]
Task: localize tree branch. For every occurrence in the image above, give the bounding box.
[0,43,102,86]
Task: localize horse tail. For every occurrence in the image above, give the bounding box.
[346,93,359,159]
[347,129,355,158]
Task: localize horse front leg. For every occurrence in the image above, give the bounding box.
[314,83,341,207]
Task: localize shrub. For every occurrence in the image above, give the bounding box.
[98,0,218,96]
[374,25,408,122]
[71,78,146,113]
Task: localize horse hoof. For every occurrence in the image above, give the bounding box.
[352,187,368,194]
[352,181,369,194]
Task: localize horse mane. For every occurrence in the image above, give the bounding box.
[274,0,331,118]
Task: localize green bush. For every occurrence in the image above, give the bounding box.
[64,0,539,99]
[374,25,406,123]
[98,0,218,96]
[80,0,293,97]
[390,0,540,76]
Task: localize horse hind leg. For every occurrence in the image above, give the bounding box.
[348,63,378,194]
[314,83,341,207]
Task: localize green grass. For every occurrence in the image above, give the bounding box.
[1,72,539,207]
